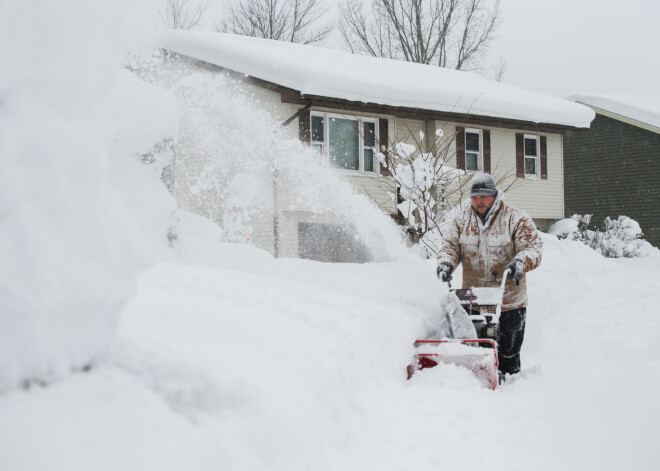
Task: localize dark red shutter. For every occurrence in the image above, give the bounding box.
[299,108,310,143]
[456,127,465,171]
[379,118,391,176]
[515,133,524,178]
[540,135,548,179]
[483,129,491,173]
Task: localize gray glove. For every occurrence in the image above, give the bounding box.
[506,258,524,282]
[436,262,454,283]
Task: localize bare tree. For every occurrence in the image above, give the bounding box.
[158,0,210,30]
[339,0,501,71]
[491,55,506,81]
[368,119,520,257]
[219,0,332,44]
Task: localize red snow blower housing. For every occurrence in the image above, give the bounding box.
[407,269,512,390]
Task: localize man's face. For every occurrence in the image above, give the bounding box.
[471,195,495,216]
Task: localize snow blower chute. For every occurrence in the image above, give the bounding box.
[407,269,511,390]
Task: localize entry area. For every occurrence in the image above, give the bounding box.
[297,222,372,263]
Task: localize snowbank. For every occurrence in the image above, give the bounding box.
[3,234,659,471]
[0,1,149,391]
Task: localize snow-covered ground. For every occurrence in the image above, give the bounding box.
[1,234,659,471]
[3,3,659,470]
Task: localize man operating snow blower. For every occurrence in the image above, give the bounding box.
[436,172,543,381]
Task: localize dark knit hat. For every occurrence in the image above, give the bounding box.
[469,172,498,197]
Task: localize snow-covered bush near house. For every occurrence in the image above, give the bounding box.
[377,136,465,258]
[0,1,151,392]
[549,214,659,258]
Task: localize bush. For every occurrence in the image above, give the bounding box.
[548,215,659,258]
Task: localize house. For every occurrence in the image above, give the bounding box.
[564,95,660,247]
[158,30,594,260]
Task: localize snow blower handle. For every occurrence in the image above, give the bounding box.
[501,269,511,289]
[490,269,513,323]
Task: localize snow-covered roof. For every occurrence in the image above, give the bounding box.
[158,30,595,129]
[567,94,660,132]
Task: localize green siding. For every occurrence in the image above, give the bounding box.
[563,114,660,247]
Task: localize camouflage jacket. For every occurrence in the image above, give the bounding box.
[437,194,543,311]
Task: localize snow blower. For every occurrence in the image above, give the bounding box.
[407,269,511,390]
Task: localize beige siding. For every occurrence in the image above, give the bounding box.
[500,132,564,220]
[394,117,426,151]
[345,174,396,213]
[428,120,565,220]
[173,64,566,258]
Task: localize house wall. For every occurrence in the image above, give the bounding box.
[563,113,660,247]
[426,120,565,230]
[173,77,398,259]
[171,58,570,260]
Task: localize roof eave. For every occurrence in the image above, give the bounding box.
[576,102,660,135]
[166,50,588,134]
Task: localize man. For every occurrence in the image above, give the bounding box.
[436,172,543,380]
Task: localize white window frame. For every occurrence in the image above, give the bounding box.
[464,128,483,172]
[310,111,380,174]
[524,134,540,179]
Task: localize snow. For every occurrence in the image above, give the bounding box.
[2,4,659,470]
[568,94,660,130]
[0,0,150,391]
[2,235,660,471]
[548,217,579,237]
[158,30,595,128]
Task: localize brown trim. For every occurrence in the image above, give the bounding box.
[515,133,524,178]
[293,95,585,134]
[378,118,391,176]
[299,108,311,143]
[540,135,548,179]
[456,127,465,170]
[483,129,491,173]
[164,52,587,134]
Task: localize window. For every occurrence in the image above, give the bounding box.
[524,134,539,177]
[310,112,379,173]
[464,128,482,171]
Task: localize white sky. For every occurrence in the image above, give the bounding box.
[488,0,660,97]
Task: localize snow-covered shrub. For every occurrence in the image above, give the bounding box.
[374,128,466,258]
[549,215,659,258]
[374,124,519,259]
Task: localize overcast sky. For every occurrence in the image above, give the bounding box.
[321,0,660,98]
[484,0,660,97]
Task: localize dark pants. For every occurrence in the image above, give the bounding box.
[497,307,526,376]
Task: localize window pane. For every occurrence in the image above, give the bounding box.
[524,137,537,157]
[312,143,323,155]
[364,122,376,147]
[311,115,324,142]
[364,148,374,172]
[466,152,479,171]
[525,157,536,175]
[329,118,359,170]
[465,132,480,152]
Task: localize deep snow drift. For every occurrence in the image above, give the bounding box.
[1,236,659,471]
[0,0,149,391]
